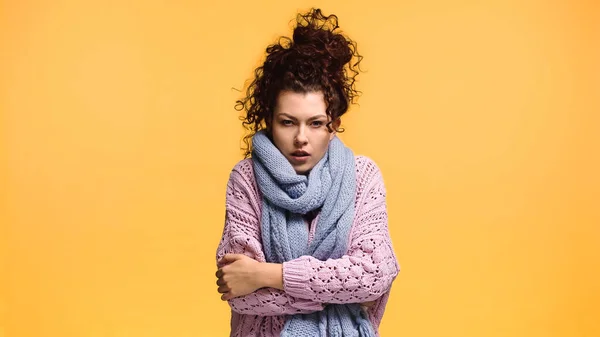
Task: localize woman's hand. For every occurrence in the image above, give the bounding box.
[216,254,261,300]
[360,300,377,311]
[216,254,283,301]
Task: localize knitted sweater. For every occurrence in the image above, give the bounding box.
[216,155,400,337]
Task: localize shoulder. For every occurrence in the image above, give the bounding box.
[354,155,384,185]
[230,158,254,179]
[226,158,261,213]
[227,158,258,196]
[353,155,386,207]
[352,156,387,223]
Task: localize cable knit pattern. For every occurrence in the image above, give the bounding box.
[216,155,400,337]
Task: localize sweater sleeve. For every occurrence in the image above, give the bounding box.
[282,157,400,304]
[216,160,324,316]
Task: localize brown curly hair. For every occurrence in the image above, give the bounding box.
[235,8,363,158]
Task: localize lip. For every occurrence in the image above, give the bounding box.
[292,150,310,156]
[290,152,310,163]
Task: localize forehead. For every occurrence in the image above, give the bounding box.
[275,91,327,118]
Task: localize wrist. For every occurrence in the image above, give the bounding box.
[258,262,284,290]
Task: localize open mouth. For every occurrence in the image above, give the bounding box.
[291,150,310,162]
[292,151,310,157]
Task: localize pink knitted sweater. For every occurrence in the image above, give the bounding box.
[216,155,400,337]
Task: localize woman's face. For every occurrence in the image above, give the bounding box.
[271,90,339,175]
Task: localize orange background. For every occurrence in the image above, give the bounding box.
[1,1,599,336]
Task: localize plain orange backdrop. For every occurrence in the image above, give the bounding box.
[1,1,599,336]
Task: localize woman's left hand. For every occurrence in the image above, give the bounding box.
[216,254,263,301]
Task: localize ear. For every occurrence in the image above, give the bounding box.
[265,117,273,134]
[329,118,341,140]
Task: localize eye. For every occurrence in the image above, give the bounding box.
[281,119,294,126]
[311,121,324,127]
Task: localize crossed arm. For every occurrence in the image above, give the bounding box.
[215,160,399,316]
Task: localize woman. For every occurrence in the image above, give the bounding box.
[215,8,400,337]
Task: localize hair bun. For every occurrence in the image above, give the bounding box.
[291,9,353,71]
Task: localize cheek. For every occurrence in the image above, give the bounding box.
[315,134,331,154]
[271,127,291,149]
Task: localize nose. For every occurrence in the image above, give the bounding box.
[294,126,308,146]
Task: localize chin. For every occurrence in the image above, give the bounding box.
[293,164,313,175]
[294,168,308,175]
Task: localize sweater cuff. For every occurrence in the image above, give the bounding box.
[283,258,312,298]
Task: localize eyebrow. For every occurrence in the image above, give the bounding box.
[276,113,327,121]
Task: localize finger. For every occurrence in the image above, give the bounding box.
[362,301,376,307]
[221,293,230,301]
[215,268,223,278]
[218,285,230,294]
[219,253,242,265]
[216,278,226,286]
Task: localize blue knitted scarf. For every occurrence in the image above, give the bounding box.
[252,130,375,337]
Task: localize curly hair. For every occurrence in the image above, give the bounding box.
[235,8,363,158]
